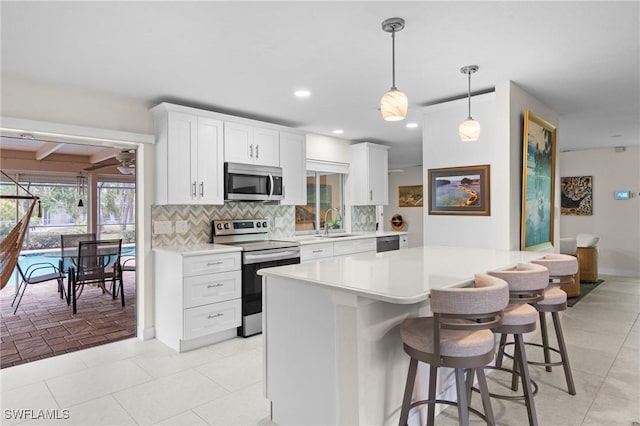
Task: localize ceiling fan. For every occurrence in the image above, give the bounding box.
[84,149,135,174]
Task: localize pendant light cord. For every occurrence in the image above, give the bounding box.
[391,30,397,90]
[467,70,472,119]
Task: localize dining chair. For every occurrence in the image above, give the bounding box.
[59,232,96,273]
[11,261,65,314]
[68,239,123,314]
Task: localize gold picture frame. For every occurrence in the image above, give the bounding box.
[427,165,490,215]
[521,110,557,251]
[398,185,423,207]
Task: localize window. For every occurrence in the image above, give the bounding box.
[295,167,346,234]
[97,179,135,243]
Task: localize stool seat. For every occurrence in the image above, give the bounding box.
[537,287,567,305]
[401,317,495,359]
[502,304,538,326]
[532,253,578,277]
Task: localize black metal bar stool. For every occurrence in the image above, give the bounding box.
[398,274,510,426]
[530,253,578,395]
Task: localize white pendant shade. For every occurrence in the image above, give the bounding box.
[459,118,481,141]
[380,89,408,121]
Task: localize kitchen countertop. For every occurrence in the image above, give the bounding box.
[259,245,544,304]
[152,243,242,256]
[283,230,407,245]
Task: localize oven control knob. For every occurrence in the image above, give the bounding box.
[256,222,261,228]
[216,223,223,230]
[224,223,230,230]
[262,221,267,228]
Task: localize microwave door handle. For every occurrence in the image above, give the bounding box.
[268,173,274,199]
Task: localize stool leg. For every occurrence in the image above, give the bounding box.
[515,334,538,426]
[399,358,418,426]
[465,367,475,404]
[552,311,576,395]
[455,368,470,426]
[539,311,552,372]
[511,335,520,391]
[495,333,507,368]
[427,364,438,426]
[475,367,495,426]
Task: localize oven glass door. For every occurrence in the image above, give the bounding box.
[242,257,300,317]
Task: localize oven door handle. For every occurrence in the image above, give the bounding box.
[244,251,298,262]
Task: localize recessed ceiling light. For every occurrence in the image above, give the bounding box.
[406,122,419,129]
[294,90,311,98]
[333,129,344,135]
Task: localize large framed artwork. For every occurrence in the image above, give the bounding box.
[398,185,423,207]
[521,110,556,251]
[427,164,490,215]
[561,176,593,215]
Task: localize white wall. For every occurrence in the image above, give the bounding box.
[560,147,640,277]
[383,166,424,248]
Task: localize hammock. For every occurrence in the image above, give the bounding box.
[0,171,41,290]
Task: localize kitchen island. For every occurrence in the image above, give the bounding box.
[258,245,543,426]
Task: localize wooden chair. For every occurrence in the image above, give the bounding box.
[68,239,123,314]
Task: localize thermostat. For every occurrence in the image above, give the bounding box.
[614,191,631,200]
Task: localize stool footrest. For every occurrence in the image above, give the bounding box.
[408,398,489,423]
[471,366,539,400]
[500,341,565,368]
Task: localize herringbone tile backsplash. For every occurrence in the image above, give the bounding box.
[151,203,376,247]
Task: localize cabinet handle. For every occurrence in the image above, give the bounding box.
[249,144,254,158]
[256,144,259,159]
[208,313,224,319]
[206,261,223,266]
[207,283,224,288]
[370,190,373,201]
[312,250,323,253]
[200,182,204,197]
[192,182,197,197]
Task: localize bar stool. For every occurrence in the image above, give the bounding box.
[486,262,549,426]
[530,253,578,395]
[398,274,509,426]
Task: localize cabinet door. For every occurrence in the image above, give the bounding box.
[167,112,197,204]
[224,122,252,163]
[368,146,388,205]
[280,131,306,205]
[196,117,224,204]
[300,243,334,262]
[253,127,280,166]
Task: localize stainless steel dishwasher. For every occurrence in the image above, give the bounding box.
[376,235,400,252]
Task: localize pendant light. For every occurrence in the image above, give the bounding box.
[380,17,407,121]
[459,65,481,141]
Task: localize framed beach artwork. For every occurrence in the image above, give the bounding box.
[561,176,593,215]
[521,110,556,251]
[427,165,490,215]
[398,185,423,207]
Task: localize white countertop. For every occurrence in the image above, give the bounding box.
[258,245,544,304]
[284,231,407,245]
[153,243,242,256]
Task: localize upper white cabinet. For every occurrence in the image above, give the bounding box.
[152,104,224,205]
[280,131,307,205]
[224,122,280,167]
[350,142,390,205]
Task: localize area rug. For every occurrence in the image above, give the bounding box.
[567,279,605,307]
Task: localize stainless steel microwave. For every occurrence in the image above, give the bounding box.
[224,162,284,201]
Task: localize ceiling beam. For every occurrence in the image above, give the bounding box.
[35,142,63,160]
[90,148,119,164]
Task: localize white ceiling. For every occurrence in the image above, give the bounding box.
[1,1,638,169]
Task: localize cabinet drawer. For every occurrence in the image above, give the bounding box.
[183,252,240,277]
[300,243,334,262]
[334,238,376,256]
[184,270,241,309]
[184,299,241,340]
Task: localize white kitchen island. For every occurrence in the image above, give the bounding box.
[258,245,544,426]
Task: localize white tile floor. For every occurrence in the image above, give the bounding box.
[1,275,638,425]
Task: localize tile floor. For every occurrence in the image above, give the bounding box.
[1,271,136,368]
[0,275,638,425]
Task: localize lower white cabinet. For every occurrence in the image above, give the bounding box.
[300,242,334,262]
[155,249,242,352]
[300,238,376,263]
[399,234,409,249]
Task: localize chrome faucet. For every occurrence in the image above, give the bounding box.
[324,207,341,236]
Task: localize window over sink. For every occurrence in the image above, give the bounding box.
[295,170,345,234]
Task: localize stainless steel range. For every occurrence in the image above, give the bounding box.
[212,219,300,337]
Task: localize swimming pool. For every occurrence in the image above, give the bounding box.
[6,245,135,287]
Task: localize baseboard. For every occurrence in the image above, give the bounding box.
[138,325,156,340]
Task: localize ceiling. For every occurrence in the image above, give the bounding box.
[1,1,638,169]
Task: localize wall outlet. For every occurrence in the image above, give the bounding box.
[153,220,173,234]
[175,220,188,234]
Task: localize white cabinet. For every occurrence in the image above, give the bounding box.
[155,250,242,352]
[224,122,280,167]
[399,234,409,249]
[333,238,376,256]
[280,131,307,205]
[300,242,334,262]
[350,142,390,205]
[152,105,224,205]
